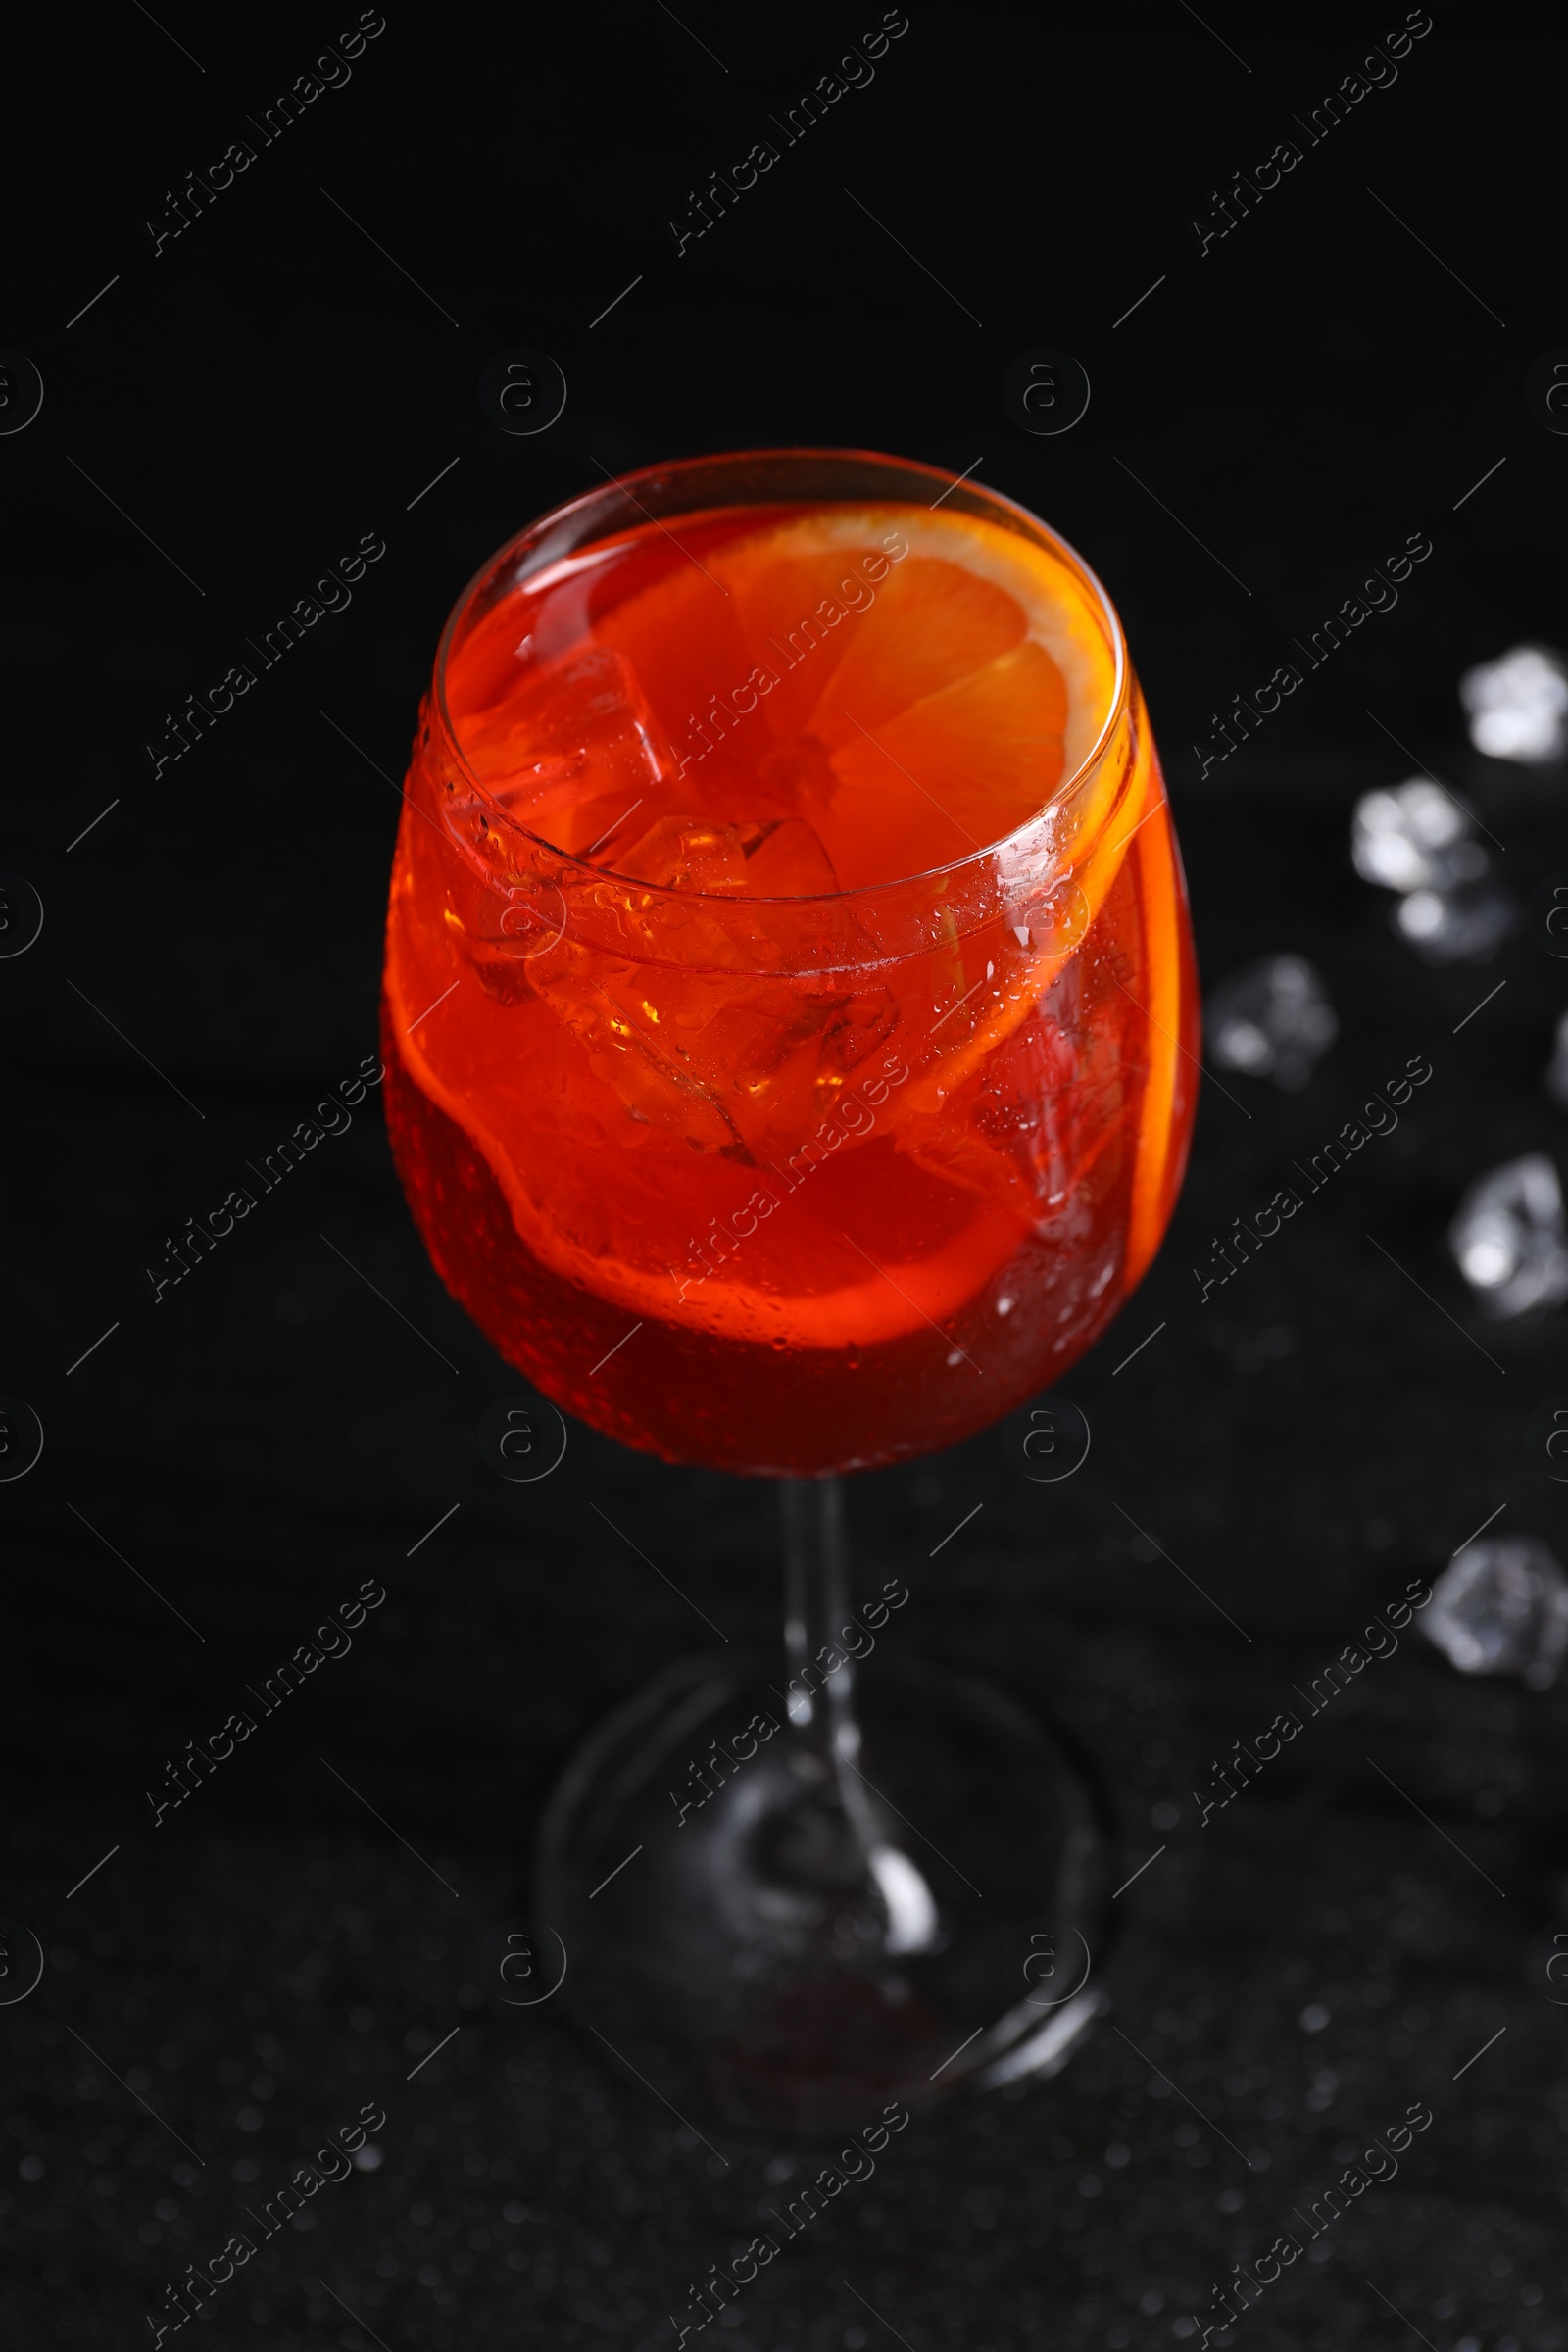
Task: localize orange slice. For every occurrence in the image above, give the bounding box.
[822,640,1070,886]
[811,555,1027,746]
[1123,747,1190,1286]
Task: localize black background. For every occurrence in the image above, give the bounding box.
[5,3,1568,2346]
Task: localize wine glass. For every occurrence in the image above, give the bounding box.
[380,449,1198,2127]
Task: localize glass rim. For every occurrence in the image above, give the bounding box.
[428,446,1131,914]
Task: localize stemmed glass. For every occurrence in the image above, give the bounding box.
[379,450,1198,2127]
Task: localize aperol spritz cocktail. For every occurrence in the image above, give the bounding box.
[380,452,1200,2121]
[381,453,1196,1475]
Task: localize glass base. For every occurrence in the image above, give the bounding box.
[535,1653,1107,2131]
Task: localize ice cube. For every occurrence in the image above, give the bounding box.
[1351,779,1487,895]
[1448,1152,1568,1318]
[818,988,899,1081]
[1460,643,1568,765]
[586,813,840,1005]
[1545,1010,1568,1108]
[522,938,750,1156]
[1392,879,1514,964]
[614,812,749,894]
[460,646,681,852]
[1351,779,1511,963]
[513,806,871,1160]
[1422,1536,1568,1689]
[1204,956,1337,1090]
[740,817,840,897]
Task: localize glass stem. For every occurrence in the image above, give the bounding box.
[778,1478,880,1849]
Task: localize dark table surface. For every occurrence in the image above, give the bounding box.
[5,4,1568,2346]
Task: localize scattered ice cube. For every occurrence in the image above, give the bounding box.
[1351,780,1487,894]
[1422,1536,1568,1690]
[1391,879,1514,964]
[1460,644,1568,765]
[1204,956,1337,1090]
[1545,1011,1568,1108]
[1351,779,1513,962]
[1448,1152,1568,1318]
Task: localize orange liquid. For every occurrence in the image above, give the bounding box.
[382,496,1198,1473]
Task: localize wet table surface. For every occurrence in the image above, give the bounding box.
[7,735,1568,2352]
[5,10,1565,2344]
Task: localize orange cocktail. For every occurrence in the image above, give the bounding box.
[381,452,1197,1473]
